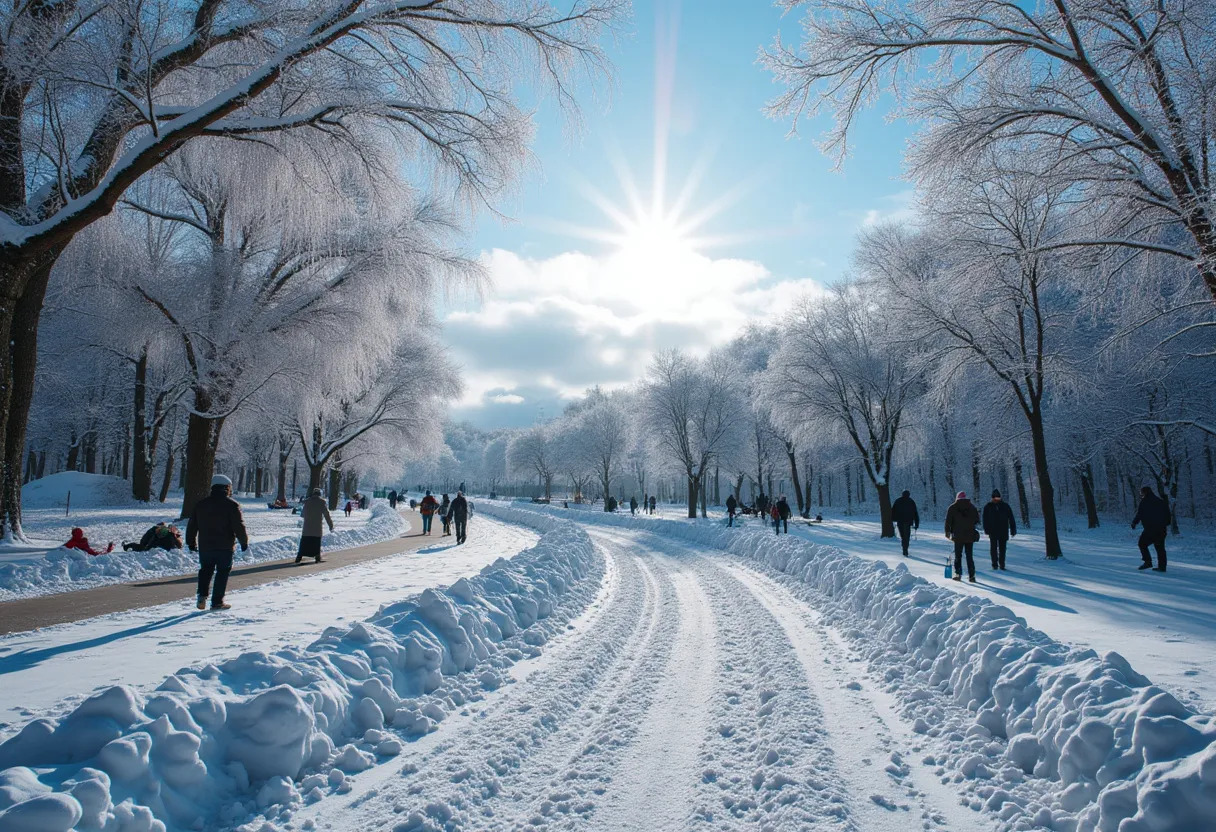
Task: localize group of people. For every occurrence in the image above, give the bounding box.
[724,493,795,533]
[626,495,658,515]
[417,490,471,543]
[891,485,1170,582]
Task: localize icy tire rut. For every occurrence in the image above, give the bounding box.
[300,526,974,832]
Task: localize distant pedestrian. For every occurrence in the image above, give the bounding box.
[630,496,638,515]
[359,494,368,510]
[649,495,656,514]
[776,495,792,534]
[388,489,398,509]
[451,491,469,544]
[1131,486,1170,572]
[419,491,439,534]
[982,489,1017,571]
[726,493,738,526]
[440,493,452,536]
[343,500,353,517]
[891,490,920,557]
[756,493,769,526]
[296,487,334,564]
[944,491,980,583]
[187,474,249,611]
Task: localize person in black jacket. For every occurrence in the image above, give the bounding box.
[776,495,792,534]
[725,493,738,526]
[981,489,1017,570]
[450,491,469,544]
[186,474,249,611]
[1131,486,1170,572]
[891,490,920,557]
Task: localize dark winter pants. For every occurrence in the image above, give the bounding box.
[1138,531,1167,570]
[442,514,452,535]
[774,517,788,535]
[897,522,912,555]
[728,509,735,527]
[990,536,1008,569]
[197,549,233,606]
[454,517,467,544]
[953,540,975,579]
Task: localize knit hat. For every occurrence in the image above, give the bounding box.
[211,474,232,487]
[956,491,967,500]
[992,489,1001,498]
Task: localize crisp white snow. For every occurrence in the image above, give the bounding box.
[0,515,539,733]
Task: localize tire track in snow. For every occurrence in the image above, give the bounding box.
[299,541,682,831]
[715,559,986,832]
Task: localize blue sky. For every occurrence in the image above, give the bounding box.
[444,0,915,429]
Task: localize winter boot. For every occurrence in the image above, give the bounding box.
[211,603,231,611]
[952,574,962,581]
[968,576,977,583]
[196,596,206,611]
[1138,562,1153,570]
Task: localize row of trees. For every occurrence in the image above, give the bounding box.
[2,0,622,536]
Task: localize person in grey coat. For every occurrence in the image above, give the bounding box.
[296,488,334,563]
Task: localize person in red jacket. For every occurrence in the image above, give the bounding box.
[64,527,114,556]
[418,491,439,535]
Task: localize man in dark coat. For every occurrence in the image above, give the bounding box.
[187,474,249,611]
[648,495,656,514]
[982,489,1017,570]
[451,491,469,544]
[388,489,398,509]
[756,493,769,526]
[944,491,981,583]
[629,496,638,515]
[776,495,792,534]
[891,490,920,557]
[1131,486,1170,572]
[725,493,738,526]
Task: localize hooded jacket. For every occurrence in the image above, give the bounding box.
[944,498,981,544]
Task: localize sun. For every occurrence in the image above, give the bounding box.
[615,208,695,262]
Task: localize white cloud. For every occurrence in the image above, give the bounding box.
[442,245,825,426]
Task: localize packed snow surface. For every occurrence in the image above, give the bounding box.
[1,475,407,600]
[0,515,539,731]
[0,504,597,832]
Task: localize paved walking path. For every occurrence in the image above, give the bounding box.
[0,509,434,635]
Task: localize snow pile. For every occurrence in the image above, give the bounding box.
[512,502,1216,832]
[0,515,600,831]
[21,472,137,511]
[0,501,407,601]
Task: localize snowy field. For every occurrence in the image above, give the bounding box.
[0,501,1214,831]
[0,473,407,600]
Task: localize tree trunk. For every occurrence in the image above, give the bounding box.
[1013,456,1031,527]
[276,450,290,502]
[84,433,97,473]
[122,423,130,480]
[856,465,865,504]
[1079,465,1100,529]
[23,449,35,484]
[971,441,981,498]
[254,464,265,498]
[876,482,894,538]
[786,446,804,517]
[158,449,176,504]
[327,464,342,511]
[1028,410,1062,557]
[132,347,153,501]
[803,461,813,517]
[714,466,720,505]
[686,474,698,518]
[308,462,324,492]
[179,397,224,520]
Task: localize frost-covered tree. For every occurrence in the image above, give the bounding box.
[508,424,556,500]
[0,0,620,537]
[766,286,921,537]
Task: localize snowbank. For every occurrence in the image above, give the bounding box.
[21,472,136,511]
[0,514,601,832]
[0,501,406,602]
[510,501,1216,832]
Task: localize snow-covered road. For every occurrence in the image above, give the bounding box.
[0,517,539,733]
[296,524,981,831]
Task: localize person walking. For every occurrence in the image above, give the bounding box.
[776,495,792,534]
[388,489,398,510]
[891,490,920,557]
[629,496,638,515]
[439,493,452,536]
[982,489,1017,571]
[186,474,249,611]
[726,493,738,526]
[944,491,981,583]
[649,495,656,514]
[419,491,439,535]
[756,493,769,526]
[295,487,334,564]
[343,500,353,518]
[1131,486,1170,572]
[451,491,469,544]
